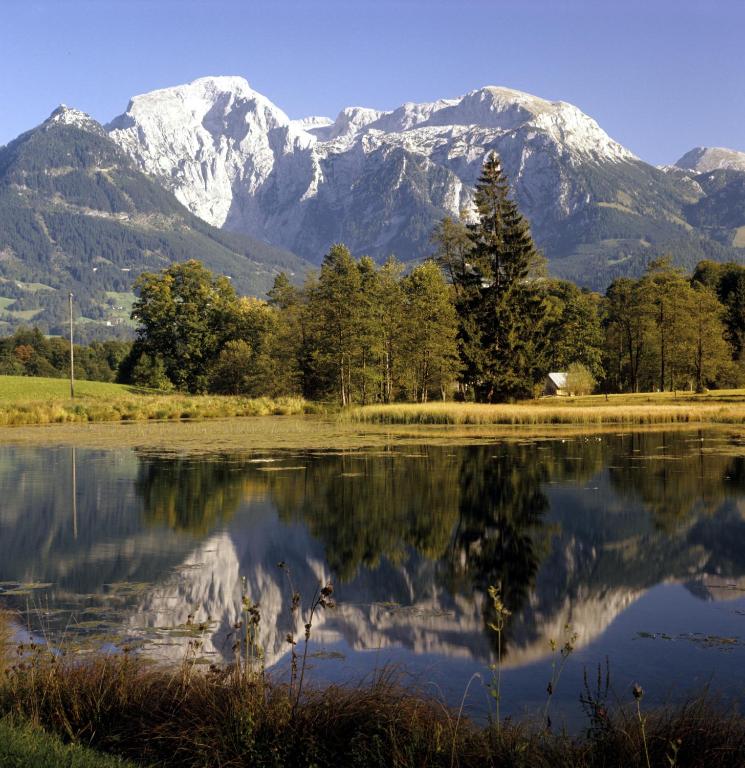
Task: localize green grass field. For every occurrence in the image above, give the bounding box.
[0,719,136,767]
[0,376,135,403]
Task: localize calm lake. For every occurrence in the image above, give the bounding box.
[3,428,745,724]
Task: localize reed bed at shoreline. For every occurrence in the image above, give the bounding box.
[0,376,312,425]
[2,646,745,768]
[0,611,742,768]
[7,375,745,428]
[348,398,745,426]
[0,395,311,426]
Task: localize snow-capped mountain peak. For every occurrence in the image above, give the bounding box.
[675,146,745,174]
[108,75,317,228]
[108,75,296,136]
[106,76,650,267]
[301,106,385,144]
[291,115,333,132]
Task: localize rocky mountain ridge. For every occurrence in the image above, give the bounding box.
[674,146,745,174]
[106,76,745,288]
[2,76,744,301]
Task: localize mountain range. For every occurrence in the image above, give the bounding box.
[0,101,305,336]
[1,75,744,334]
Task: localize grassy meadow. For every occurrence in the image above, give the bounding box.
[0,719,137,768]
[0,375,311,426]
[6,374,745,432]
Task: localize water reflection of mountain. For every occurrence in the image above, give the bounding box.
[127,433,745,670]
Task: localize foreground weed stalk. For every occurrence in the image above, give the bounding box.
[278,563,335,716]
[544,624,577,730]
[229,578,264,685]
[633,683,652,768]
[486,585,510,730]
[278,562,301,696]
[580,658,611,740]
[295,582,334,714]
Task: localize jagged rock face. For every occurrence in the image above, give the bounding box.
[107,77,651,266]
[675,146,745,173]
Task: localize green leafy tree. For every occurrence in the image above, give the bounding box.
[308,244,363,405]
[544,281,604,380]
[400,261,460,402]
[688,283,731,392]
[217,298,279,395]
[268,271,311,397]
[355,256,385,405]
[693,260,745,363]
[431,214,472,290]
[131,352,173,391]
[131,260,238,393]
[565,362,596,396]
[208,339,266,396]
[603,278,653,392]
[641,257,694,391]
[375,257,406,403]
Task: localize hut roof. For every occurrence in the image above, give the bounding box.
[547,372,567,389]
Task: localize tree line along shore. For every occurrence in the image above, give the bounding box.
[3,153,745,419]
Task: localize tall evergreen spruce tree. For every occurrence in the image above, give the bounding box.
[454,152,545,401]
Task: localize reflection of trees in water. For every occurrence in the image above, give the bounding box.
[267,446,557,645]
[129,435,745,655]
[446,446,552,647]
[605,432,745,531]
[269,451,461,581]
[135,455,256,535]
[129,443,616,646]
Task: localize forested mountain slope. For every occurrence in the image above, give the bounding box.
[0,106,307,335]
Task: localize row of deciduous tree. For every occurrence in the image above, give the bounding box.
[602,259,733,393]
[123,152,743,401]
[126,251,460,402]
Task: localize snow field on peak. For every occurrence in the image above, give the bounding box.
[105,75,645,261]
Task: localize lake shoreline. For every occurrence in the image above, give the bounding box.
[1,638,743,768]
[0,415,741,453]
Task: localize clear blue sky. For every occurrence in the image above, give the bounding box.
[1,0,743,165]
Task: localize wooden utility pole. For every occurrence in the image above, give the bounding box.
[69,292,75,398]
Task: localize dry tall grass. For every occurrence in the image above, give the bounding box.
[2,647,745,767]
[0,395,310,426]
[349,400,745,426]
